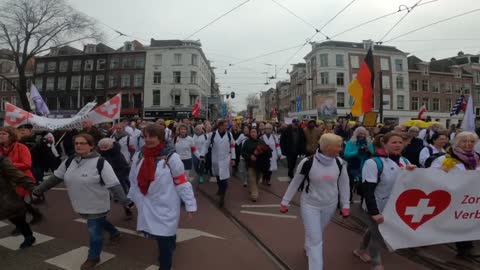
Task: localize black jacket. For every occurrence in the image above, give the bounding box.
[280,126,306,156]
[99,143,130,184]
[403,138,423,167]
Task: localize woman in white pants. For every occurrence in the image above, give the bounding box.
[280,133,350,270]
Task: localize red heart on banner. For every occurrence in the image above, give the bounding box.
[395,189,451,230]
[94,95,120,118]
[5,103,32,126]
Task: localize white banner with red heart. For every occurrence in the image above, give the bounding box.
[4,94,121,130]
[379,168,480,250]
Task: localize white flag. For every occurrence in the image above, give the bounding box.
[461,95,475,132]
[30,84,50,116]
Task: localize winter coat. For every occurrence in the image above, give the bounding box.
[280,126,306,156]
[242,138,272,172]
[1,142,35,197]
[344,140,374,180]
[402,138,424,167]
[304,127,322,155]
[0,157,35,220]
[99,142,130,185]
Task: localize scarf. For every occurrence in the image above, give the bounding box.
[137,143,165,195]
[375,149,403,167]
[453,147,479,170]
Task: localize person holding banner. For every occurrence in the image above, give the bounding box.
[354,132,416,270]
[431,131,480,257]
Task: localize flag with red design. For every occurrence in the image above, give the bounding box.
[417,105,427,119]
[192,97,200,118]
[90,94,121,122]
[4,103,34,126]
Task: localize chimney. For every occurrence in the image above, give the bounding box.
[458,51,465,56]
[430,57,436,62]
[50,47,59,56]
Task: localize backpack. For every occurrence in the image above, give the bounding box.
[297,155,343,193]
[65,156,105,186]
[370,156,410,184]
[424,146,446,168]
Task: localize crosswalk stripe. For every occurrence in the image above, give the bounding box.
[0,232,54,250]
[240,210,297,219]
[0,221,8,228]
[45,246,115,270]
[144,265,159,270]
[277,176,291,182]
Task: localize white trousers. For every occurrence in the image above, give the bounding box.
[301,203,337,270]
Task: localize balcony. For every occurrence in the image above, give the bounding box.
[314,83,336,94]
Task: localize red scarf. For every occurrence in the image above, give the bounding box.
[137,143,165,195]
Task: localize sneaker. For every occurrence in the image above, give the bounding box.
[80,258,100,270]
[19,236,36,249]
[198,177,204,184]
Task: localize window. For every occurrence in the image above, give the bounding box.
[454,69,462,79]
[110,58,120,69]
[336,73,344,86]
[174,54,182,65]
[397,95,404,110]
[47,62,56,72]
[83,75,92,89]
[135,58,144,69]
[173,71,181,84]
[455,83,462,93]
[320,72,329,85]
[382,76,390,89]
[432,81,440,93]
[445,82,452,93]
[10,96,16,106]
[475,72,480,84]
[396,76,404,89]
[446,98,452,111]
[59,61,68,72]
[133,94,142,108]
[335,54,344,67]
[422,97,429,110]
[395,59,403,72]
[190,71,197,84]
[350,56,359,68]
[191,54,199,66]
[464,83,471,94]
[58,96,66,109]
[45,77,55,91]
[121,74,130,88]
[411,80,418,91]
[122,57,133,68]
[0,97,6,111]
[381,58,389,71]
[84,60,93,71]
[422,80,429,92]
[58,77,66,90]
[153,72,162,84]
[134,74,143,87]
[411,97,419,111]
[71,96,78,109]
[109,75,117,88]
[422,66,429,75]
[72,60,82,71]
[35,78,43,91]
[96,75,105,89]
[97,59,106,70]
[47,97,57,110]
[190,95,198,106]
[319,54,328,67]
[71,76,80,90]
[154,54,162,65]
[174,95,181,105]
[122,94,129,109]
[153,90,161,106]
[36,63,44,73]
[336,92,345,108]
[432,98,440,111]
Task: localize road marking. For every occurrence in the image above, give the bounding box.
[52,187,67,191]
[45,246,114,270]
[240,210,297,219]
[0,221,8,228]
[241,204,281,208]
[0,232,54,250]
[209,177,217,182]
[74,219,224,242]
[277,176,290,182]
[144,266,159,270]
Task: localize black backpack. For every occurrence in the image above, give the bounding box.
[65,156,105,186]
[423,146,446,168]
[297,155,343,193]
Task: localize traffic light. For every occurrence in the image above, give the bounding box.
[226,94,229,99]
[231,91,235,99]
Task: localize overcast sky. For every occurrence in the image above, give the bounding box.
[68,0,480,111]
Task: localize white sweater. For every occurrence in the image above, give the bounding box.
[175,136,200,160]
[193,133,208,157]
[281,152,350,210]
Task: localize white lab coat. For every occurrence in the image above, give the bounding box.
[261,133,282,171]
[111,133,132,164]
[206,130,236,180]
[128,152,197,236]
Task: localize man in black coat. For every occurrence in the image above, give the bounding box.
[280,119,306,179]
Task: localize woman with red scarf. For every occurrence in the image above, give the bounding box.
[128,124,197,270]
[0,126,42,227]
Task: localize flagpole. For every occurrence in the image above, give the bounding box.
[379,71,383,123]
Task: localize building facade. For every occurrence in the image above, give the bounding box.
[289,63,307,114]
[33,41,145,118]
[276,80,291,120]
[143,39,215,119]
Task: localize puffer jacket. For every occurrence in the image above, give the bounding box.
[0,156,35,220]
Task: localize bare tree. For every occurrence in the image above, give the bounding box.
[0,0,102,110]
[246,93,260,107]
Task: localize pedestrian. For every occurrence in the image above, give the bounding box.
[280,119,306,179]
[304,120,322,156]
[418,131,448,167]
[430,131,480,257]
[242,128,271,201]
[0,126,43,226]
[236,125,250,187]
[111,124,134,165]
[402,127,423,167]
[192,125,208,183]
[17,124,43,184]
[80,119,103,144]
[261,123,282,186]
[156,119,173,143]
[280,133,350,270]
[354,132,416,270]
[98,138,131,193]
[202,120,235,207]
[128,124,197,270]
[33,133,132,270]
[0,157,37,249]
[174,124,200,181]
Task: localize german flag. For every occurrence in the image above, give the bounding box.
[348,48,374,117]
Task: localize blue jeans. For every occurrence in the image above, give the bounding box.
[87,216,119,260]
[155,235,176,270]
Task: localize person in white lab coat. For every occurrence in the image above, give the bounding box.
[202,120,235,207]
[261,123,282,186]
[111,125,134,165]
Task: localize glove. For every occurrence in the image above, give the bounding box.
[341,208,350,218]
[280,204,289,213]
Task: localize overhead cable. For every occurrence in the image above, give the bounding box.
[378,0,423,42]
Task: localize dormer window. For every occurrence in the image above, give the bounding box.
[85,44,96,54]
[124,42,133,51]
[422,65,429,75]
[454,69,462,79]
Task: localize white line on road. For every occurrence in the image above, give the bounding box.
[240,210,297,219]
[0,221,8,228]
[241,204,280,208]
[277,176,291,182]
